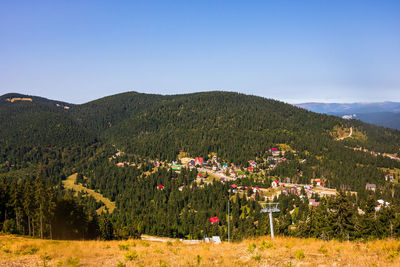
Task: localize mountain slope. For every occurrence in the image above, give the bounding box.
[296,101,400,130]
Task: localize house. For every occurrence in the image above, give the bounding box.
[188,160,195,167]
[365,183,376,192]
[269,148,280,157]
[157,185,164,190]
[289,187,298,195]
[231,184,238,192]
[284,177,291,184]
[247,167,253,172]
[311,178,322,186]
[254,186,260,192]
[309,199,320,207]
[172,165,182,171]
[385,174,394,182]
[209,217,219,224]
[271,180,279,188]
[195,157,203,166]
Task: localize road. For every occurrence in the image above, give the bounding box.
[197,167,237,181]
[338,127,353,140]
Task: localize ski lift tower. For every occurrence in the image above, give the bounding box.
[260,203,280,238]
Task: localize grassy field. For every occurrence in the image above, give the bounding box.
[62,173,116,214]
[1,234,400,266]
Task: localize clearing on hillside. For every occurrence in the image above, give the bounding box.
[62,173,116,214]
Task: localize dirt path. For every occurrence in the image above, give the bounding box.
[337,127,353,140]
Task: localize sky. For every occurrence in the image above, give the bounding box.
[1,0,400,104]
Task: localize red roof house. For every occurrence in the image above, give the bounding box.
[157,185,164,189]
[209,216,219,224]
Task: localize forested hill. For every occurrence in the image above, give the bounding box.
[2,91,400,163]
[2,91,400,241]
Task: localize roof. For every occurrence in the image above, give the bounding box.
[231,184,238,188]
[270,148,278,151]
[209,217,219,223]
[273,180,279,183]
[157,185,164,188]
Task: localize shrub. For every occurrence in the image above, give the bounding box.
[65,257,80,267]
[294,250,305,260]
[2,219,17,234]
[118,243,130,251]
[318,245,328,255]
[124,250,138,261]
[260,240,274,250]
[252,254,262,262]
[247,243,257,253]
[116,261,126,267]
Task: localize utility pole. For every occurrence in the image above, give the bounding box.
[260,203,280,238]
[227,190,230,242]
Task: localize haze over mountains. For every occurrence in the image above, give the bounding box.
[296,102,400,130]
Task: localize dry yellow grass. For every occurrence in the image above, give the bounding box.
[1,234,400,266]
[62,173,116,214]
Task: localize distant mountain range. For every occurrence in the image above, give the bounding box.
[295,102,400,130]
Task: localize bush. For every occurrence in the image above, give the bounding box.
[247,243,257,253]
[260,240,274,250]
[294,250,305,260]
[124,251,138,261]
[118,244,130,251]
[2,219,17,234]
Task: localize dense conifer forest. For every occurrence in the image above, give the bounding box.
[1,91,400,241]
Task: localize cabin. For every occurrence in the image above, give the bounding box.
[209,217,219,224]
[365,183,376,192]
[269,148,280,157]
[157,185,164,190]
[385,174,394,182]
[309,199,320,207]
[231,184,238,192]
[271,180,279,188]
[195,157,203,166]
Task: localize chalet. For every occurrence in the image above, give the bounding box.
[197,173,203,178]
[269,148,280,157]
[385,174,394,182]
[311,178,322,186]
[289,187,298,195]
[271,180,279,188]
[195,157,203,166]
[231,184,238,192]
[254,186,260,192]
[309,199,320,207]
[157,185,164,190]
[365,183,376,192]
[172,165,182,171]
[247,167,253,172]
[209,216,219,224]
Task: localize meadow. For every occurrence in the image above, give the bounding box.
[1,234,400,266]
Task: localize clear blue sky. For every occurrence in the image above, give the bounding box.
[1,0,399,104]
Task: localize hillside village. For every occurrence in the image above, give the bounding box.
[113,146,398,212]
